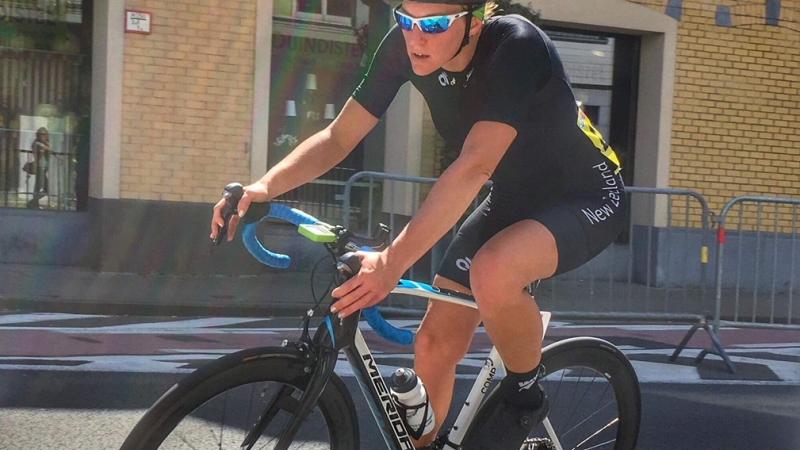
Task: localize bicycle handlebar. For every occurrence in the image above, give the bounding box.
[241,203,318,269]
[363,308,414,346]
[214,183,413,346]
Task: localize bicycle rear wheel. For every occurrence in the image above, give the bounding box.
[526,337,641,450]
[120,346,359,450]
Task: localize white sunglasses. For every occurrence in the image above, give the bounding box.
[393,6,470,34]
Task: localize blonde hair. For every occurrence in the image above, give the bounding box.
[469,2,499,21]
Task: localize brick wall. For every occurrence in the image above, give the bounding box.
[120,1,256,202]
[628,0,799,225]
[116,0,799,226]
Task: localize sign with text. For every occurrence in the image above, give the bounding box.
[125,10,151,34]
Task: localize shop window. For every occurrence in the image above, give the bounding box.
[0,0,92,211]
[267,33,365,222]
[1,1,83,23]
[274,0,354,26]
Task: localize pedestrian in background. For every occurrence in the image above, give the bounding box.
[27,126,50,209]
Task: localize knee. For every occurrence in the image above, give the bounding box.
[469,250,509,310]
[415,327,465,368]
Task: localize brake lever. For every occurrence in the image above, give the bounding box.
[372,223,391,250]
[211,182,245,246]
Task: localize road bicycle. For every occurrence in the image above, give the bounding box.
[120,183,641,450]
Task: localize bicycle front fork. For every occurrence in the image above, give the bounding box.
[240,321,340,450]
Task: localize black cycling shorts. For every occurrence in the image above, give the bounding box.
[436,174,627,290]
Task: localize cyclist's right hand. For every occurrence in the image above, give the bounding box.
[210,181,270,243]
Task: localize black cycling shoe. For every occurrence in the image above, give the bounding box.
[460,384,549,450]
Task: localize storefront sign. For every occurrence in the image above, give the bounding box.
[272,35,361,59]
[126,10,152,34]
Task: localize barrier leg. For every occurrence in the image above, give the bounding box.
[670,322,701,361]
[697,323,736,374]
[671,318,736,373]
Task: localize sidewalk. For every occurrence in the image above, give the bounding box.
[2,262,799,385]
[4,261,795,323]
[0,312,796,385]
[0,262,319,316]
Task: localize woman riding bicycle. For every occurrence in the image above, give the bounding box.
[211,1,626,448]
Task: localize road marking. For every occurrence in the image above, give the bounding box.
[0,313,797,385]
[0,313,110,325]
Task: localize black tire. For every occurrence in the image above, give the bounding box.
[465,337,641,450]
[532,337,641,450]
[120,346,359,450]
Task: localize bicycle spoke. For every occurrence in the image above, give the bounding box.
[533,355,632,450]
[151,381,334,449]
[576,437,616,450]
[256,437,278,450]
[245,384,257,436]
[562,372,598,432]
[571,418,618,450]
[219,391,228,447]
[177,433,202,450]
[209,428,221,448]
[547,368,568,410]
[562,400,615,438]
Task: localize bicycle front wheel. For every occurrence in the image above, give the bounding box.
[528,336,641,450]
[120,346,359,450]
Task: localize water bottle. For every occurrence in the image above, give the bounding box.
[389,368,435,439]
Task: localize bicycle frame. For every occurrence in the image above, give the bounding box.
[335,279,553,450]
[203,199,626,450]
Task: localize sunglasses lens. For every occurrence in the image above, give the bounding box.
[419,16,451,33]
[394,11,415,31]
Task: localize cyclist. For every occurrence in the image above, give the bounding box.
[211,1,626,448]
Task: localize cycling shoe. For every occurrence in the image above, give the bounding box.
[460,384,549,450]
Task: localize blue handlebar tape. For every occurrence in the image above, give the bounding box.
[267,204,320,226]
[363,307,414,346]
[241,204,321,269]
[242,222,291,269]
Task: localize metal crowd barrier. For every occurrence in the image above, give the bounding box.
[341,172,800,373]
[713,196,799,331]
[343,172,713,310]
[342,173,715,320]
[540,186,713,319]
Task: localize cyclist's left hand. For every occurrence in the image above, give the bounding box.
[330,251,402,318]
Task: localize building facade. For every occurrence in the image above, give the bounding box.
[1,0,797,274]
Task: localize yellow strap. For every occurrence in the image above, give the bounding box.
[577,108,622,173]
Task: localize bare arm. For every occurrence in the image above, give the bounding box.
[210,97,378,239]
[330,121,518,317]
[384,121,517,273]
[255,97,379,200]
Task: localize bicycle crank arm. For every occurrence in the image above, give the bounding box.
[274,347,339,450]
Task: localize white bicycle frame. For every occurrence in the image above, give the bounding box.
[344,280,562,450]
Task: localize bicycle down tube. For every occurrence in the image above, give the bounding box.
[338,279,464,450]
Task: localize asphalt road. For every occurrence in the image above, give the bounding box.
[0,312,798,449]
[0,370,798,449]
